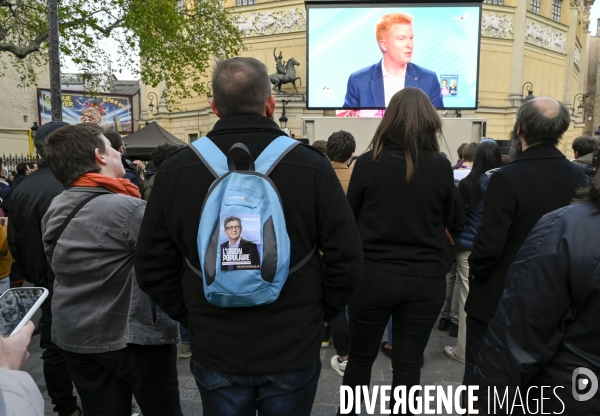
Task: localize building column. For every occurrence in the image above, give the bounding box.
[564,0,580,110]
[508,1,528,107]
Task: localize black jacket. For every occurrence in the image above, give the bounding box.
[466,144,587,323]
[134,115,362,375]
[7,167,65,287]
[347,144,455,277]
[472,202,600,415]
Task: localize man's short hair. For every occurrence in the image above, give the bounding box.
[457,143,467,158]
[44,123,106,187]
[224,216,241,229]
[152,144,179,170]
[27,162,36,169]
[312,140,327,155]
[212,57,272,118]
[327,131,356,163]
[103,130,123,152]
[572,136,597,157]
[16,163,28,175]
[461,142,478,162]
[376,13,414,52]
[516,98,570,146]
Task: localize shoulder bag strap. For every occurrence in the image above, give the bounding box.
[50,193,103,247]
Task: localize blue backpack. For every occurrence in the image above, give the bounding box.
[186,136,315,307]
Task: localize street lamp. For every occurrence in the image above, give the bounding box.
[29,122,39,157]
[585,104,594,122]
[572,93,585,115]
[207,81,213,104]
[279,100,291,129]
[148,92,158,113]
[522,82,535,103]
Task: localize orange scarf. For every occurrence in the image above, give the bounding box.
[71,173,141,198]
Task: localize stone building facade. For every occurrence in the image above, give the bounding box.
[144,0,597,155]
[0,56,49,155]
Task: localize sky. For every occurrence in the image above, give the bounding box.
[591,2,600,36]
[63,2,600,81]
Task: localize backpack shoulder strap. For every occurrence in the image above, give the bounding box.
[255,136,300,176]
[190,137,228,178]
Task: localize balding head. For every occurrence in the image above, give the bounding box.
[211,57,274,118]
[515,97,570,146]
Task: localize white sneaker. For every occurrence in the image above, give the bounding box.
[444,345,465,364]
[330,355,347,376]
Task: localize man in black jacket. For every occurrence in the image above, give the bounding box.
[7,121,81,416]
[134,57,362,416]
[464,97,588,387]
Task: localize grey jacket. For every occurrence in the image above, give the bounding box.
[42,187,178,354]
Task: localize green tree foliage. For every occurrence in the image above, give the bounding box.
[0,0,242,103]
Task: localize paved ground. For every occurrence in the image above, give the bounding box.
[24,316,464,416]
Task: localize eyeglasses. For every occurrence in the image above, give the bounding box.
[225,225,241,231]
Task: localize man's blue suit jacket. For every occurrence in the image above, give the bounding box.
[343,60,444,109]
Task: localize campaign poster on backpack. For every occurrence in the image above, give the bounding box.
[220,214,261,271]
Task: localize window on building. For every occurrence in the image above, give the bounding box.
[236,0,257,6]
[530,0,541,14]
[483,0,504,4]
[552,0,562,22]
[189,133,199,143]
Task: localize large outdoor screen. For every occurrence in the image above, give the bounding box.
[306,2,482,110]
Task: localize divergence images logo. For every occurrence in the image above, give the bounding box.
[572,367,598,402]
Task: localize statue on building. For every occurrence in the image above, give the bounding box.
[269,49,301,94]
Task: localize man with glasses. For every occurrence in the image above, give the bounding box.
[220,216,260,270]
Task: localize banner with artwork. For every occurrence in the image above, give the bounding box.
[37,89,135,133]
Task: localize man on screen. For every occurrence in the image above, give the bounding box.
[343,13,444,109]
[221,216,260,269]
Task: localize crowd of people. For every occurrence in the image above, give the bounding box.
[0,56,598,416]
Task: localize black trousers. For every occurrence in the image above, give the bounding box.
[341,264,445,415]
[40,296,79,416]
[60,344,182,416]
[329,308,349,357]
[462,314,489,387]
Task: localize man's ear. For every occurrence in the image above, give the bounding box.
[378,39,387,53]
[95,148,107,167]
[210,98,222,118]
[574,150,580,159]
[118,145,125,156]
[266,95,276,119]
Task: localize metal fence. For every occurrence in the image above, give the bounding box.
[1,154,41,173]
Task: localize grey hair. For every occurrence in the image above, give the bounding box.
[516,99,570,146]
[212,57,272,117]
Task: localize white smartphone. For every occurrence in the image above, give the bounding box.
[0,288,49,337]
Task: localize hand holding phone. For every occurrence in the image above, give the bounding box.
[0,320,34,370]
[0,288,48,338]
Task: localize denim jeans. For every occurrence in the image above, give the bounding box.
[179,323,189,343]
[342,264,445,415]
[191,355,321,416]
